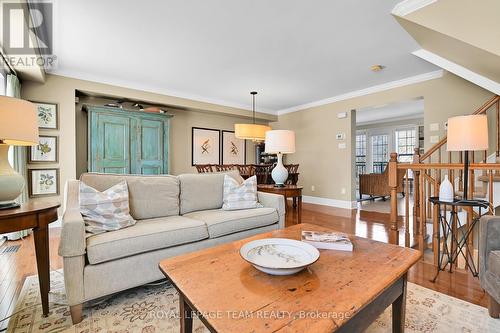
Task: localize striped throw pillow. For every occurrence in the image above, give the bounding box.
[80,181,136,234]
[222,175,262,210]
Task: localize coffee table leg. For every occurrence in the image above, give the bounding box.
[33,225,50,317]
[392,275,407,333]
[179,293,193,333]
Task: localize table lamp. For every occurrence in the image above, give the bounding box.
[265,130,296,187]
[0,96,39,209]
[447,114,488,200]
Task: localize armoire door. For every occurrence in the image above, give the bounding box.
[91,113,131,174]
[88,106,171,175]
[133,118,168,174]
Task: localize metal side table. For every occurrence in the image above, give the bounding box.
[428,197,490,282]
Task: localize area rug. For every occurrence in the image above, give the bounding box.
[6,270,500,333]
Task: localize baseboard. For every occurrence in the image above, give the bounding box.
[302,195,357,210]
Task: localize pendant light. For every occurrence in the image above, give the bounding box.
[234,91,271,141]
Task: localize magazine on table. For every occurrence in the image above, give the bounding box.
[301,230,353,251]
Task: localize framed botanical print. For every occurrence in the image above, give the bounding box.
[222,130,246,164]
[192,127,220,165]
[34,102,58,129]
[28,168,60,197]
[28,135,58,163]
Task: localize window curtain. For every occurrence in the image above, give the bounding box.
[5,74,31,240]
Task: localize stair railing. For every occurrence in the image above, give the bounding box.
[388,95,500,271]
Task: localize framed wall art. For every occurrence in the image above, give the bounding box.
[222,130,246,165]
[28,135,58,163]
[192,127,220,165]
[34,101,58,129]
[28,168,60,197]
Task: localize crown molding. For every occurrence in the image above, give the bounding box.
[391,0,437,17]
[48,69,278,115]
[277,70,443,115]
[413,49,500,95]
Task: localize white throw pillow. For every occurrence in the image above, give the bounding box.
[80,181,136,234]
[222,175,262,210]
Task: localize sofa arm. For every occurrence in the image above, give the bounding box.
[258,191,286,229]
[58,180,86,257]
[480,216,500,280]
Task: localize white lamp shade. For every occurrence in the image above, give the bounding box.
[265,130,296,154]
[234,123,272,141]
[447,115,488,151]
[0,96,39,146]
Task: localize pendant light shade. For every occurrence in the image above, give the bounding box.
[235,92,271,141]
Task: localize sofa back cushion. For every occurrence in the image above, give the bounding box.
[179,173,226,214]
[80,173,180,219]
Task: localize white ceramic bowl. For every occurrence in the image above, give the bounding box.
[239,238,320,275]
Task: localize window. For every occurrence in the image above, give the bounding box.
[355,134,366,178]
[395,129,416,163]
[371,134,388,173]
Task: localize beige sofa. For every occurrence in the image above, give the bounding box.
[59,172,285,324]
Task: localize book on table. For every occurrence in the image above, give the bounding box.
[301,230,353,251]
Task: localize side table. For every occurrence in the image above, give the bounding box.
[257,185,303,223]
[428,197,489,282]
[0,201,60,316]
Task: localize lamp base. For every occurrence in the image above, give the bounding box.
[271,153,288,186]
[274,184,286,188]
[0,202,20,210]
[0,145,25,204]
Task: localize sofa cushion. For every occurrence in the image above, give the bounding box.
[489,250,500,277]
[179,173,225,214]
[184,207,278,238]
[86,216,208,264]
[80,173,180,220]
[223,175,262,211]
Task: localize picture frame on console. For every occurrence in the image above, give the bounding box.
[222,130,246,165]
[192,127,220,165]
[28,168,60,198]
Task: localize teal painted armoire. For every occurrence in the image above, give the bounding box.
[86,106,172,175]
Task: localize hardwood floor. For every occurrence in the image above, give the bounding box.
[0,201,487,330]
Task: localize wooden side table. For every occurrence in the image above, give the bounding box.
[0,201,60,317]
[257,184,303,223]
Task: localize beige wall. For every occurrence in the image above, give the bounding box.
[22,74,274,204]
[273,72,493,203]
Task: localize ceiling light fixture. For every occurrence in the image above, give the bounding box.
[371,64,384,72]
[234,91,271,141]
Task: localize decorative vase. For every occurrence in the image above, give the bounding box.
[439,175,454,202]
[271,153,288,187]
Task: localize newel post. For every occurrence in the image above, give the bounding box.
[389,153,399,238]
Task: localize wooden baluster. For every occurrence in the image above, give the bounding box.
[496,100,499,160]
[418,171,425,254]
[466,167,474,270]
[388,153,399,245]
[432,173,439,266]
[427,170,432,217]
[404,170,410,247]
[489,170,494,215]
[459,152,464,191]
[437,147,442,184]
[412,148,421,238]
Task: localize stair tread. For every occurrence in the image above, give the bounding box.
[454,189,487,198]
[478,175,500,182]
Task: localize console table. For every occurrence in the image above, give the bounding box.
[257,185,302,223]
[0,201,60,316]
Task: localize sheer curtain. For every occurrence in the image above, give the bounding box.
[5,74,31,240]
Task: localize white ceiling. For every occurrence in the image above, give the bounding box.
[356,98,424,125]
[51,0,438,114]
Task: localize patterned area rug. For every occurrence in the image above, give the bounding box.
[6,270,500,332]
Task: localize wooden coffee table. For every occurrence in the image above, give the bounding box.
[159,223,421,333]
